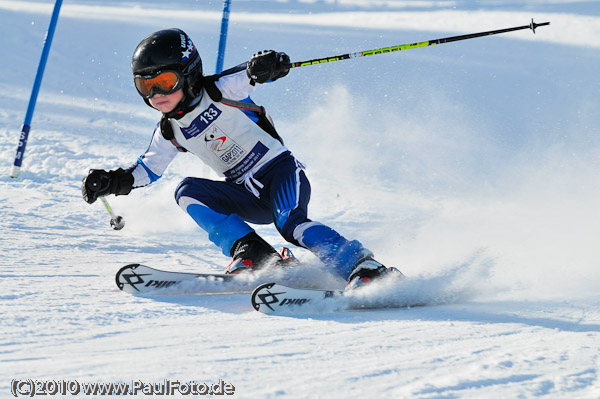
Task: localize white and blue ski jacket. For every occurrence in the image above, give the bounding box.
[130,65,288,192]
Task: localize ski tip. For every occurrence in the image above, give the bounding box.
[251,282,278,312]
[115,263,141,291]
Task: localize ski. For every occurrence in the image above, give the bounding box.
[251,281,427,315]
[116,263,250,294]
[251,282,350,314]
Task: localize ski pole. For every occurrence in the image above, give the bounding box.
[100,196,125,230]
[287,19,550,68]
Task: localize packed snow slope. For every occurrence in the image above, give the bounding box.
[1,0,599,398]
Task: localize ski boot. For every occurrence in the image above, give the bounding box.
[345,253,404,290]
[278,246,299,264]
[225,232,295,274]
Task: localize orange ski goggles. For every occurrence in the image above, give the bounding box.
[134,70,183,99]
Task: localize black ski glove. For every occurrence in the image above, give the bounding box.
[82,168,134,204]
[246,50,291,86]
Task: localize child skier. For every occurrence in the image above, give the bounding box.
[81,28,402,289]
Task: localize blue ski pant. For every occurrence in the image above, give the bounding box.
[174,153,369,279]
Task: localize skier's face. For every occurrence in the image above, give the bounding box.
[148,89,184,113]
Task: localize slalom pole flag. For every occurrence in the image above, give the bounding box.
[10,0,63,178]
[215,0,232,74]
[287,19,550,69]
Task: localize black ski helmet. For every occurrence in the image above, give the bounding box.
[131,29,203,112]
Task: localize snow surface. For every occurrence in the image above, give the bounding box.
[1,0,600,397]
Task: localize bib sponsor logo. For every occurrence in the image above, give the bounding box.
[204,125,246,166]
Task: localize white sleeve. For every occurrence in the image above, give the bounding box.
[131,124,179,188]
[214,64,264,100]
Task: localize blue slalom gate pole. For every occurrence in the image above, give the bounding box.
[215,0,232,74]
[10,0,63,178]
